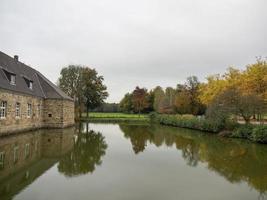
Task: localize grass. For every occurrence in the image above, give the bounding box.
[81,112,150,122]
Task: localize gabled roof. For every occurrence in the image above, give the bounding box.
[0,51,73,101]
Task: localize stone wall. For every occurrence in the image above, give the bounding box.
[0,89,44,135]
[62,100,75,127]
[43,99,75,128]
[0,89,75,135]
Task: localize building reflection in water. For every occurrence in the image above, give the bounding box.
[0,127,76,200]
[0,123,108,200]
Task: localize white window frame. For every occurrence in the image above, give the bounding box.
[27,103,32,118]
[10,74,16,85]
[0,101,7,119]
[15,102,20,118]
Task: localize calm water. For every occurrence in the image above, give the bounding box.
[0,123,267,200]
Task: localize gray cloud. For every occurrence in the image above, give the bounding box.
[0,0,266,102]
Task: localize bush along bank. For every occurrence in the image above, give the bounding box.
[231,124,267,143]
[150,113,267,144]
[150,113,225,133]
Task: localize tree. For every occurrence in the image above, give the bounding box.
[132,87,149,115]
[153,86,165,113]
[119,93,133,113]
[174,88,191,114]
[58,65,85,119]
[82,68,108,117]
[207,87,265,124]
[58,65,108,119]
[185,76,204,115]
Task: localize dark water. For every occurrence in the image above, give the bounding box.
[0,123,267,200]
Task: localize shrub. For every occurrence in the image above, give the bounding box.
[231,124,254,139]
[148,112,158,121]
[152,114,224,133]
[250,126,267,143]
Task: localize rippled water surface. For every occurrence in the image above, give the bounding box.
[0,123,267,200]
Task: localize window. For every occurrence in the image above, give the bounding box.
[0,152,5,170]
[27,104,32,118]
[10,75,16,85]
[48,113,52,118]
[0,101,7,119]
[25,144,30,159]
[29,81,33,90]
[14,146,19,163]
[15,102,20,118]
[2,69,16,85]
[23,77,33,90]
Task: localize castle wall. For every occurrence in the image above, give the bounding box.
[0,89,44,135]
[0,89,75,135]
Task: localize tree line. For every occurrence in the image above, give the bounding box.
[119,59,267,123]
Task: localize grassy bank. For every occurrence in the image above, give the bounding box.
[151,113,267,143]
[81,112,150,122]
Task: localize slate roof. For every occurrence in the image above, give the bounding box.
[0,51,73,101]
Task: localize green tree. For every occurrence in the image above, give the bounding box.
[153,86,165,113]
[82,68,108,117]
[58,65,85,119]
[58,65,108,119]
[119,93,133,113]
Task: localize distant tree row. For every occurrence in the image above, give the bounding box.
[119,59,267,123]
[119,77,206,115]
[90,103,119,113]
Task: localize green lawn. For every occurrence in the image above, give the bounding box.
[81,112,149,122]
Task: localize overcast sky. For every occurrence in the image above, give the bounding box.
[0,0,266,102]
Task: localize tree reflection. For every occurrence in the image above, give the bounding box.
[120,124,153,154]
[58,130,107,177]
[119,123,267,196]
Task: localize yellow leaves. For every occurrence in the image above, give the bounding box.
[199,59,267,106]
[199,75,227,105]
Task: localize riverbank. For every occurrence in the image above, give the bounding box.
[151,113,267,144]
[80,112,150,122]
[80,112,267,144]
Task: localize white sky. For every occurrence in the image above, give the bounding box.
[0,0,266,102]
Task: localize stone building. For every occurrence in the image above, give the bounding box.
[0,51,75,135]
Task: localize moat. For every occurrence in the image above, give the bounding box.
[0,123,267,200]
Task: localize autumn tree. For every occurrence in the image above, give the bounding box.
[207,88,265,124]
[132,87,149,115]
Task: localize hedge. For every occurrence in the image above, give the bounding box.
[150,113,225,133]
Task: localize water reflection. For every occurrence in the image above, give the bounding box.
[0,123,267,200]
[0,124,109,200]
[0,127,75,200]
[58,124,108,177]
[119,123,267,196]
